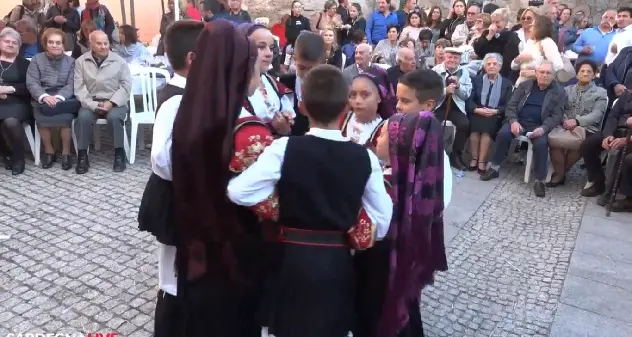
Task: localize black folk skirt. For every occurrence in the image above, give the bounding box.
[138,173,178,245]
[353,239,425,337]
[260,243,355,337]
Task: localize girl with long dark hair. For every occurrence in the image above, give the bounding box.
[140,19,272,337]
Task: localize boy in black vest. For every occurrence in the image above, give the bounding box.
[279,31,326,135]
[157,20,205,110]
[227,65,392,337]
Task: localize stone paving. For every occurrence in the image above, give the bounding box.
[0,136,630,337]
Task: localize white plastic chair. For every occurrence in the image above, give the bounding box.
[128,67,171,164]
[71,115,130,158]
[508,135,553,183]
[442,120,456,139]
[23,123,40,166]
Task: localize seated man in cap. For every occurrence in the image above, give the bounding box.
[432,46,472,170]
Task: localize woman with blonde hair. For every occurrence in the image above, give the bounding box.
[322,27,344,68]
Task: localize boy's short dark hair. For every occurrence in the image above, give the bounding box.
[165,20,205,71]
[618,7,632,17]
[399,70,444,103]
[295,31,325,62]
[418,29,433,41]
[301,65,348,124]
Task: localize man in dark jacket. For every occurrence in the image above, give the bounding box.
[387,47,416,92]
[580,91,632,211]
[481,61,566,198]
[472,8,520,79]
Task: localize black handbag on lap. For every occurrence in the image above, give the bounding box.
[40,98,80,117]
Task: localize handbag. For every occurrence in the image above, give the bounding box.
[40,98,80,117]
[547,126,586,151]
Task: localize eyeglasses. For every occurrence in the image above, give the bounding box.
[467,11,477,15]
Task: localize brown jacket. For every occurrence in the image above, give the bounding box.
[74,52,132,111]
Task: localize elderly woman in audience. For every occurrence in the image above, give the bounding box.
[74,30,132,175]
[424,38,450,69]
[472,8,521,78]
[15,19,42,58]
[466,53,513,173]
[115,24,151,64]
[72,19,98,59]
[44,0,81,51]
[0,28,32,175]
[26,28,78,170]
[511,14,563,86]
[372,24,399,66]
[547,59,607,187]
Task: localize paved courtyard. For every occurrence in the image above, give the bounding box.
[0,135,631,337]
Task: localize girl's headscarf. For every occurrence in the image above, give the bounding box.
[353,67,396,119]
[171,20,258,284]
[236,22,267,36]
[378,111,448,337]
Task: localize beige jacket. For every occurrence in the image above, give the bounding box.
[74,52,132,111]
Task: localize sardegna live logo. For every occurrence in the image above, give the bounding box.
[6,333,119,337]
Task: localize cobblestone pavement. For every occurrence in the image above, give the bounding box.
[422,166,588,337]
[0,139,611,337]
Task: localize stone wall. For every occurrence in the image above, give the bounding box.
[246,0,632,28]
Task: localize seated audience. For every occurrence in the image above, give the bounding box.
[72,19,98,59]
[548,59,607,187]
[387,47,416,92]
[399,11,426,43]
[372,24,399,66]
[424,37,450,69]
[580,87,632,209]
[0,28,32,176]
[472,8,520,79]
[15,19,42,58]
[341,30,366,67]
[322,27,343,69]
[481,61,566,198]
[572,10,616,65]
[44,0,81,51]
[343,43,375,85]
[26,28,79,170]
[115,24,151,63]
[432,46,472,170]
[417,29,434,61]
[74,31,132,174]
[466,53,513,174]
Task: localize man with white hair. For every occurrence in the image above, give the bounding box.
[74,30,132,174]
[342,43,376,85]
[481,61,566,198]
[386,47,416,92]
[472,8,520,78]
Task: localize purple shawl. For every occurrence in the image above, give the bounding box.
[378,111,448,337]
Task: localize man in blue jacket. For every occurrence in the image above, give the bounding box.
[365,0,399,45]
[572,10,617,65]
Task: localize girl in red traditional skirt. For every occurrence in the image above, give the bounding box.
[145,20,273,337]
[341,67,396,149]
[241,24,296,137]
[227,65,393,337]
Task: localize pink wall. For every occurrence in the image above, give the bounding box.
[0,0,165,41]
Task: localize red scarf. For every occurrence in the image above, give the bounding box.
[81,1,102,22]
